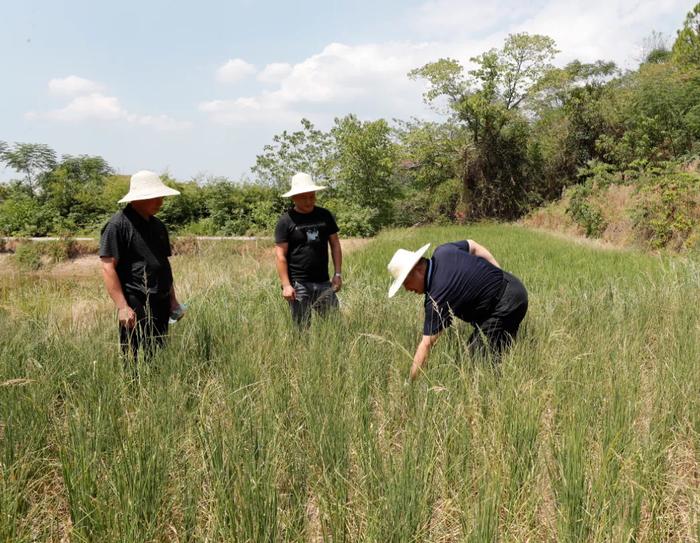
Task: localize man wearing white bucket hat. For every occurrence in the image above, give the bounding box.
[274,172,343,328]
[387,239,528,381]
[99,170,184,360]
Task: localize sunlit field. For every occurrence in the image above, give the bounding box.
[1,225,699,542]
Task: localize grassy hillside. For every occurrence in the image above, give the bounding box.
[523,163,700,252]
[1,225,699,541]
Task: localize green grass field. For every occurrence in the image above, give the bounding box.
[1,224,699,542]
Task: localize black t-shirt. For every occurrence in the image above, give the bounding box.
[423,241,504,335]
[99,205,174,298]
[274,206,339,283]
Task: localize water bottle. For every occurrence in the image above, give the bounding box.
[169,303,187,324]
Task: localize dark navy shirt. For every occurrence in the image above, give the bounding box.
[423,241,504,335]
[274,206,339,283]
[99,205,173,298]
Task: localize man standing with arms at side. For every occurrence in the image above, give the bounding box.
[99,170,184,360]
[387,239,528,381]
[275,172,343,328]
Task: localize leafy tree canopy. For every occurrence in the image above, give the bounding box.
[0,142,57,194]
[672,2,700,67]
[252,118,334,189]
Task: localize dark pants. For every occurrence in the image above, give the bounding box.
[119,291,170,360]
[468,272,528,360]
[289,280,339,328]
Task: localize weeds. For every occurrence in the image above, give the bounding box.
[0,225,698,541]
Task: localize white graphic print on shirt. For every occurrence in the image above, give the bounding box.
[306,228,320,242]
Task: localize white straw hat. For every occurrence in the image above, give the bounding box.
[282,172,327,198]
[387,243,431,298]
[118,170,181,203]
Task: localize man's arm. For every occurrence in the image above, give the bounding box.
[467,239,500,268]
[100,257,136,328]
[274,243,296,301]
[329,233,342,292]
[410,332,442,381]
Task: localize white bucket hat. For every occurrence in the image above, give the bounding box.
[118,170,181,203]
[282,172,327,198]
[387,243,431,298]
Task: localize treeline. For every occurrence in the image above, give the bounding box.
[1,4,698,241]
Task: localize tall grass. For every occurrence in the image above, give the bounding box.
[0,226,698,541]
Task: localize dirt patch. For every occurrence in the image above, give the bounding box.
[49,256,102,279]
[0,253,102,279]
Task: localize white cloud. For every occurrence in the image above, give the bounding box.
[412,0,542,36]
[199,95,299,124]
[39,93,124,121]
[48,75,104,96]
[515,0,689,67]
[410,0,689,67]
[216,58,256,83]
[201,41,440,125]
[27,79,190,131]
[125,113,191,131]
[257,62,293,84]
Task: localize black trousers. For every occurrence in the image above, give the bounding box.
[288,280,339,328]
[119,291,170,360]
[468,272,528,360]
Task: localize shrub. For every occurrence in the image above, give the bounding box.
[0,197,54,236]
[576,160,621,187]
[204,181,285,236]
[178,218,217,236]
[565,184,607,237]
[430,177,466,223]
[392,191,432,228]
[321,197,379,237]
[631,172,700,249]
[13,243,42,271]
[393,178,466,228]
[45,238,78,263]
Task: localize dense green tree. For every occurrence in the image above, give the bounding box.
[0,193,54,236]
[530,60,617,112]
[394,119,463,191]
[529,60,618,197]
[331,114,398,229]
[410,33,558,115]
[252,118,334,189]
[0,143,57,195]
[672,3,700,67]
[203,180,285,235]
[596,62,700,167]
[41,155,114,231]
[410,33,558,219]
[158,177,208,231]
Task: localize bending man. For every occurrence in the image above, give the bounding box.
[387,239,528,381]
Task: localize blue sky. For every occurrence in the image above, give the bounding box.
[1,0,693,182]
